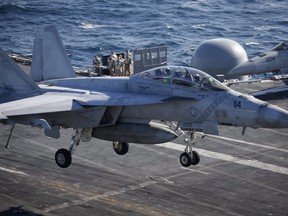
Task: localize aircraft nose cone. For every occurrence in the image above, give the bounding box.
[229,61,255,75]
[258,104,288,128]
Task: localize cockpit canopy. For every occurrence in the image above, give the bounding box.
[132,66,229,91]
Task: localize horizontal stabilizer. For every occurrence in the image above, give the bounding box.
[0,48,40,92]
[31,25,76,81]
[0,112,7,120]
[0,94,83,117]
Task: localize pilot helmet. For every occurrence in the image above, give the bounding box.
[194,74,200,81]
[164,67,171,75]
[155,69,163,76]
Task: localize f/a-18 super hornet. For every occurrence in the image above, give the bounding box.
[1,26,288,168]
[228,40,288,101]
[229,40,288,75]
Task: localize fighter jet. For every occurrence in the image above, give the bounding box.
[1,26,288,169]
[229,40,288,75]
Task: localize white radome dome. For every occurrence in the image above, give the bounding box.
[191,38,248,80]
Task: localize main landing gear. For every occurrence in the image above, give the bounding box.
[113,141,129,155]
[55,128,82,168]
[54,129,130,168]
[55,148,72,168]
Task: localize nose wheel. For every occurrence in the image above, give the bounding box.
[180,151,200,167]
[179,130,200,167]
[162,121,202,167]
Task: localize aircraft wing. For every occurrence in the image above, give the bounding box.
[0,86,199,131]
[0,90,196,118]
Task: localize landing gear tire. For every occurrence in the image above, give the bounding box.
[55,148,72,168]
[191,150,200,165]
[180,151,200,167]
[180,152,192,167]
[113,142,129,155]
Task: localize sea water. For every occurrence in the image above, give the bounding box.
[0,0,287,68]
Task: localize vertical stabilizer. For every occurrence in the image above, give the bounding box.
[0,48,40,92]
[31,25,76,81]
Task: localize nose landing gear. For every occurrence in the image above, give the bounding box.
[179,131,200,167]
[163,121,201,167]
[180,151,200,167]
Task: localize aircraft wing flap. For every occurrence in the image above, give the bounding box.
[0,94,83,117]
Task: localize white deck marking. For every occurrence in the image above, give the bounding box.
[156,143,288,175]
[180,167,210,175]
[262,128,288,136]
[206,134,288,153]
[0,166,28,176]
